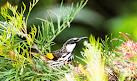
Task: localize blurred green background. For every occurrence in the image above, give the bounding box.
[1,0,137,61]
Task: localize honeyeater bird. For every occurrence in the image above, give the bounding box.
[46,37,88,67]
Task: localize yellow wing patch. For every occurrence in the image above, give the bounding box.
[46,53,54,60]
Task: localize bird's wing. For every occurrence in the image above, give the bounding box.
[52,49,64,60]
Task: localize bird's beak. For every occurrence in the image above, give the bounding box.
[77,37,88,42]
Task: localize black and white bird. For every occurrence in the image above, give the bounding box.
[47,37,88,67]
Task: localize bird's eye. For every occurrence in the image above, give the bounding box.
[68,40,75,44]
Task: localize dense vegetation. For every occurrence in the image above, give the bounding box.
[0,0,137,81]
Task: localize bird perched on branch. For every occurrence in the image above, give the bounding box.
[46,37,88,67]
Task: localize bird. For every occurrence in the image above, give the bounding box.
[46,37,88,67]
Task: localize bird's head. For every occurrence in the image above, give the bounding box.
[63,37,88,52]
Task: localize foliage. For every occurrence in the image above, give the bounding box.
[0,0,137,81]
[0,0,88,80]
[61,33,137,81]
[82,35,107,81]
